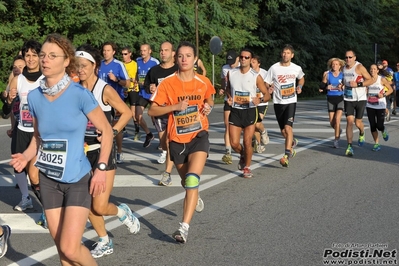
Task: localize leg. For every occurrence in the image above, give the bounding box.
[229,124,243,155]
[242,124,255,168]
[135,105,150,134]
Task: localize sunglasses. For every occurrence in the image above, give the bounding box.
[345,56,353,59]
[121,53,129,56]
[240,56,250,60]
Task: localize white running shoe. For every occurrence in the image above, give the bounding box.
[116,153,124,164]
[14,196,33,211]
[172,223,189,244]
[118,203,140,234]
[91,238,114,258]
[159,172,172,186]
[0,225,11,258]
[260,130,269,145]
[157,151,167,164]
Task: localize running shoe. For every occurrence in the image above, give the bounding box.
[157,151,167,164]
[345,145,354,156]
[280,155,289,167]
[393,109,397,115]
[243,167,253,178]
[143,133,154,148]
[256,144,265,153]
[237,155,245,170]
[358,134,365,146]
[0,225,11,258]
[372,144,381,151]
[133,132,141,141]
[333,139,339,148]
[14,196,33,211]
[292,138,298,148]
[116,153,124,164]
[37,211,48,229]
[195,196,204,212]
[221,152,232,164]
[260,130,269,145]
[172,223,189,244]
[159,172,172,186]
[289,149,296,159]
[382,129,389,141]
[118,204,140,234]
[91,238,114,258]
[386,111,390,122]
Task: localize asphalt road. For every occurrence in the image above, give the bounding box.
[0,100,398,266]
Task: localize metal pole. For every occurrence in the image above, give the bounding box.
[195,0,199,57]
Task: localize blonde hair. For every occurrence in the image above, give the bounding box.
[327,58,345,71]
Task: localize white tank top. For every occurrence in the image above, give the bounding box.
[17,74,44,132]
[91,78,111,112]
[343,61,367,101]
[366,76,386,109]
[229,68,258,109]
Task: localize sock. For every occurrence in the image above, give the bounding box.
[285,149,291,156]
[348,143,352,147]
[162,150,167,155]
[181,222,189,230]
[99,235,109,243]
[359,131,364,136]
[225,146,231,154]
[15,172,29,198]
[117,206,126,219]
[261,129,266,135]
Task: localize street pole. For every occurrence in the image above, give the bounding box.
[195,0,199,57]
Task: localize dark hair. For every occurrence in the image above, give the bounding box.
[240,48,254,58]
[176,41,196,57]
[346,49,356,57]
[10,55,25,71]
[102,41,117,52]
[282,44,294,53]
[21,40,41,57]
[76,44,102,70]
[121,46,132,53]
[252,54,261,64]
[43,33,76,76]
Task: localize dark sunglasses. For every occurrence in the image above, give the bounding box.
[345,56,353,59]
[122,53,129,56]
[240,56,250,60]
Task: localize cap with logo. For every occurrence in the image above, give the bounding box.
[226,50,238,65]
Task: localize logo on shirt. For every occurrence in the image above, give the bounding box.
[277,74,296,83]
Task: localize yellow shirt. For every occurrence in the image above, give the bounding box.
[123,60,139,92]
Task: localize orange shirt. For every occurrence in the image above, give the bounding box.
[151,73,215,143]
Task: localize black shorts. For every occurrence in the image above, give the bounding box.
[223,101,232,112]
[40,172,92,210]
[327,96,344,112]
[229,108,257,128]
[274,103,296,130]
[154,117,168,133]
[12,127,33,154]
[125,91,140,106]
[344,100,366,119]
[138,96,150,108]
[86,143,117,172]
[256,105,268,122]
[169,130,209,165]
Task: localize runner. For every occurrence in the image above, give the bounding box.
[10,33,113,266]
[265,44,304,167]
[366,64,393,151]
[226,48,270,177]
[319,58,345,148]
[393,62,399,115]
[76,45,140,259]
[148,41,215,243]
[342,50,373,156]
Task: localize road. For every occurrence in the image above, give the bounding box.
[0,100,399,266]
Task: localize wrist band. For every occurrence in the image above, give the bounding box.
[357,82,363,87]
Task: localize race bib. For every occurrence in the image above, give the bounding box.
[173,105,202,135]
[20,104,33,128]
[344,87,353,99]
[281,83,295,99]
[233,91,250,108]
[35,140,67,180]
[367,93,379,105]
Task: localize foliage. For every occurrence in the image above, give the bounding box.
[0,0,398,93]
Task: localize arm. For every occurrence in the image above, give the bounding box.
[10,118,40,172]
[199,59,207,76]
[103,84,132,133]
[296,76,305,94]
[319,71,328,92]
[351,64,372,87]
[86,106,113,197]
[381,77,393,97]
[148,98,189,117]
[256,75,270,103]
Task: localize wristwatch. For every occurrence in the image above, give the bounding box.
[97,162,107,171]
[113,128,119,137]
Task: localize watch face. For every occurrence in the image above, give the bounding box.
[98,163,107,170]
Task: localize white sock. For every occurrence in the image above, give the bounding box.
[99,235,109,243]
[15,172,29,198]
[225,146,231,154]
[116,206,125,219]
[181,222,189,230]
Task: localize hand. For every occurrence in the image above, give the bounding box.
[7,129,12,138]
[252,97,260,106]
[227,97,233,106]
[10,153,28,172]
[327,85,332,91]
[219,89,225,96]
[149,83,156,93]
[202,103,212,116]
[349,81,357,87]
[176,98,189,111]
[268,86,274,95]
[96,129,103,142]
[296,86,302,94]
[90,169,106,197]
[8,88,17,103]
[108,72,117,82]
